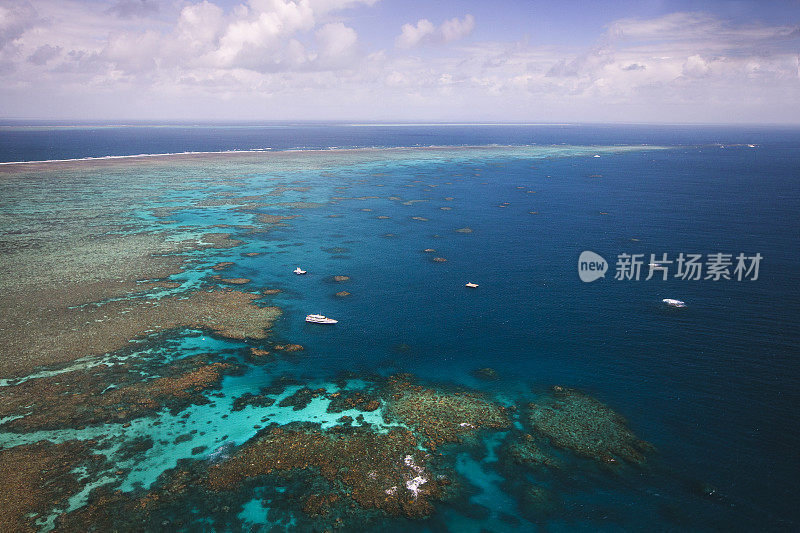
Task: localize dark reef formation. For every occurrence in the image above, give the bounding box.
[0,440,107,532]
[526,387,654,465]
[206,425,448,518]
[0,371,656,531]
[0,354,239,432]
[326,389,381,413]
[383,375,511,451]
[231,392,276,412]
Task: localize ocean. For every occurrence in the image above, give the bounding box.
[0,124,798,531]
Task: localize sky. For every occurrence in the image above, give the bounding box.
[0,0,799,123]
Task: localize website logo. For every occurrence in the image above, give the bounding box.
[578,251,608,282]
[578,251,762,282]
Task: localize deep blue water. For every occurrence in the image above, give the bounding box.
[254,140,800,530]
[1,124,799,530]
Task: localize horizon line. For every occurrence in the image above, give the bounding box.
[1,120,800,128]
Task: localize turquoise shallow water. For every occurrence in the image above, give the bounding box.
[1,130,799,530]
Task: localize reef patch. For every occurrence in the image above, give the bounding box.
[384,375,511,451]
[0,439,106,532]
[207,425,447,518]
[526,387,653,465]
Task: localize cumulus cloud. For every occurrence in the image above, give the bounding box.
[441,14,474,43]
[396,14,474,49]
[395,19,435,49]
[316,22,357,59]
[16,0,372,76]
[682,54,711,78]
[176,1,225,52]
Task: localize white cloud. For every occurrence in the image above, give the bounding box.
[316,22,357,59]
[0,4,798,123]
[395,14,474,49]
[176,1,225,52]
[682,54,710,78]
[441,14,474,43]
[395,18,435,49]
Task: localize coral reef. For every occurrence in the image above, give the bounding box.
[503,433,559,469]
[246,347,274,364]
[384,376,511,451]
[0,289,280,377]
[217,277,251,285]
[0,354,238,432]
[326,389,381,413]
[256,213,299,225]
[278,387,326,410]
[526,387,653,465]
[302,493,340,516]
[0,276,280,375]
[261,376,302,396]
[197,233,243,249]
[274,344,304,352]
[249,347,272,359]
[0,440,106,532]
[232,392,276,412]
[207,425,446,518]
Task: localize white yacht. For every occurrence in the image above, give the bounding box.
[662,298,686,308]
[293,267,307,275]
[465,282,479,288]
[306,314,338,324]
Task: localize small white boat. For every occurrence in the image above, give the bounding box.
[662,298,686,308]
[465,282,479,288]
[293,267,307,275]
[306,314,338,324]
[593,154,601,158]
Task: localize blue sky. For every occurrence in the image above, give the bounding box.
[350,0,800,48]
[1,0,798,123]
